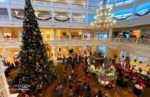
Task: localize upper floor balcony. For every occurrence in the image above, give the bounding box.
[0,0,150,28]
[0,35,150,46]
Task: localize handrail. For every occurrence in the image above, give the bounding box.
[0,37,150,45]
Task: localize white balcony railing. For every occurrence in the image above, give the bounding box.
[0,37,149,46]
[0,38,20,42]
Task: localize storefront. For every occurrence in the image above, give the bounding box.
[97,45,106,56]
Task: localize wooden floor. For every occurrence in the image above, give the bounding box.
[8,63,150,97]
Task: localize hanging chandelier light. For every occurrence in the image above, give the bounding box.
[90,0,116,31]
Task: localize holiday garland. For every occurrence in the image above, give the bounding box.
[114,9,150,20]
[12,14,52,21]
[134,10,150,16]
[12,9,150,21]
[12,14,70,22]
[54,17,70,22]
[113,15,132,20]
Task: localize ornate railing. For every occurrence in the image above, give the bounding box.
[112,38,150,45]
[0,37,150,45]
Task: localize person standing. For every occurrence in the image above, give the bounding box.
[85,82,91,97]
[74,81,79,95]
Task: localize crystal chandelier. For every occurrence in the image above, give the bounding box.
[90,0,116,31]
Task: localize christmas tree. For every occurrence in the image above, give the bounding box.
[14,0,56,95]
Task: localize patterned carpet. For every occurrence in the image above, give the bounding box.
[8,63,150,97]
[43,63,137,97]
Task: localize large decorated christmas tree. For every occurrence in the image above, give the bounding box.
[14,0,56,95]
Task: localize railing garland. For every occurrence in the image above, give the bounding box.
[113,15,132,20]
[54,17,70,22]
[12,14,70,22]
[134,10,150,16]
[12,14,52,21]
[113,9,150,20]
[12,9,150,21]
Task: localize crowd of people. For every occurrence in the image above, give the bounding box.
[1,46,150,97]
[141,34,150,39]
[54,51,107,97]
[53,47,114,97]
[55,47,150,97]
[114,58,150,97]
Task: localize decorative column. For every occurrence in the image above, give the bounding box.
[68,29,71,49]
[82,31,84,40]
[0,57,10,97]
[68,29,71,41]
[82,45,85,54]
[7,0,13,21]
[2,48,8,61]
[93,45,96,52]
[69,0,72,27]
[54,29,57,40]
[51,0,55,26]
[0,31,3,39]
[85,0,89,27]
[108,28,113,41]
[18,31,22,41]
[93,31,97,40]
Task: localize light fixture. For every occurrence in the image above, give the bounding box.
[81,0,86,7]
[35,11,39,17]
[15,11,19,15]
[90,0,116,31]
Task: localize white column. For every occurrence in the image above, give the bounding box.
[81,30,84,40]
[68,29,71,41]
[108,29,113,41]
[18,31,22,41]
[7,0,13,21]
[51,0,55,26]
[2,48,8,61]
[93,45,96,52]
[82,45,85,54]
[54,29,57,40]
[0,72,10,97]
[94,32,97,40]
[0,57,10,97]
[69,0,72,27]
[85,0,89,26]
[0,31,3,39]
[136,38,139,44]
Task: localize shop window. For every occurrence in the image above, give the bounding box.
[137,56,148,64]
[120,51,126,61]
[3,33,12,38]
[97,33,108,40]
[129,53,136,60]
[98,45,106,56]
[84,32,91,40]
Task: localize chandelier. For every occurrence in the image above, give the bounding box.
[90,0,116,31]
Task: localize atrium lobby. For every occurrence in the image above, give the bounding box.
[0,0,150,97]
